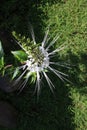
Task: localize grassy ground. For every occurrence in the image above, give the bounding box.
[0,0,87,130]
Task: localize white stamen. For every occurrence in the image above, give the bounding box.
[42,29,49,47]
[43,71,55,92]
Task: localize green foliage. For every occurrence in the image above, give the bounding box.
[70,88,87,130]
[0,41,4,57]
[0,41,5,75]
[0,57,4,70]
[12,67,20,80]
[11,50,27,63]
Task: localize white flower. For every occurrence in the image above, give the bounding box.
[13,28,70,94]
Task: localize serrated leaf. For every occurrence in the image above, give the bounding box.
[11,50,27,63]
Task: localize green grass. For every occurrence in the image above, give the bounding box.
[0,0,87,130]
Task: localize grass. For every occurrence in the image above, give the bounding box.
[0,0,87,130]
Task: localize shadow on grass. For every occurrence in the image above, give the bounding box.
[0,65,75,130]
[0,81,74,130]
[67,51,87,94]
[0,0,66,39]
[69,52,87,87]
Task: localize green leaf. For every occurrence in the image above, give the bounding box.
[12,68,19,79]
[11,50,27,63]
[0,57,4,70]
[0,42,5,75]
[0,41,4,58]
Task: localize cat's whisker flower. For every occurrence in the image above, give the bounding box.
[12,29,70,94]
